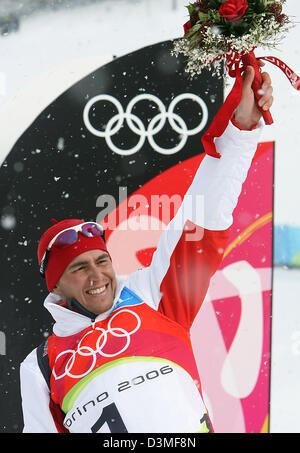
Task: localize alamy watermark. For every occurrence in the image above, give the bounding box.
[96,187,205,242]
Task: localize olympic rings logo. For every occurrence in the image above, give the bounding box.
[83,93,208,155]
[53,309,141,380]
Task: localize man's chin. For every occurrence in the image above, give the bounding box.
[84,294,114,315]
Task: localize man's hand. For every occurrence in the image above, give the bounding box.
[233,61,274,130]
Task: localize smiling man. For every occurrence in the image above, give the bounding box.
[36,219,119,320]
[54,249,117,316]
[20,65,274,433]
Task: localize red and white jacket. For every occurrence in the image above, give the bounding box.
[20,121,263,433]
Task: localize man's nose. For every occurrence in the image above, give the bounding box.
[88,265,101,282]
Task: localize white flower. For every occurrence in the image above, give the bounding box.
[172,13,293,78]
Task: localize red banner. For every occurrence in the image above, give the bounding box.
[103,141,274,433]
[191,142,274,433]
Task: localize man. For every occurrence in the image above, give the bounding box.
[20,65,274,433]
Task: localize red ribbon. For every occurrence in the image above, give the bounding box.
[201,49,300,159]
[257,56,300,91]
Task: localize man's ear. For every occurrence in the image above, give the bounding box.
[52,284,64,298]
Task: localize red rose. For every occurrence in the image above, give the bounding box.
[184,20,192,34]
[219,0,248,23]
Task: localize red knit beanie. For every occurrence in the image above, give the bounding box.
[38,219,109,293]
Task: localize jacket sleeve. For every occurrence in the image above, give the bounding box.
[126,120,264,328]
[20,349,60,433]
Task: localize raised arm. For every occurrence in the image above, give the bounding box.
[126,65,273,328]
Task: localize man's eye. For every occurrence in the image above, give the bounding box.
[74,266,84,272]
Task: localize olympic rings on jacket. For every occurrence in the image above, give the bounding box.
[52,309,141,380]
[83,93,208,155]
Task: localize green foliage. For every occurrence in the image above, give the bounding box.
[207,0,222,8]
[247,0,267,14]
[186,3,195,18]
[198,12,210,22]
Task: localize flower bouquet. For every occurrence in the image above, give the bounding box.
[172,0,299,157]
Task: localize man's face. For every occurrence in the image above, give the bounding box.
[54,249,117,315]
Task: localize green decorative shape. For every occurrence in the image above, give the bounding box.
[62,356,182,413]
[291,251,300,267]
